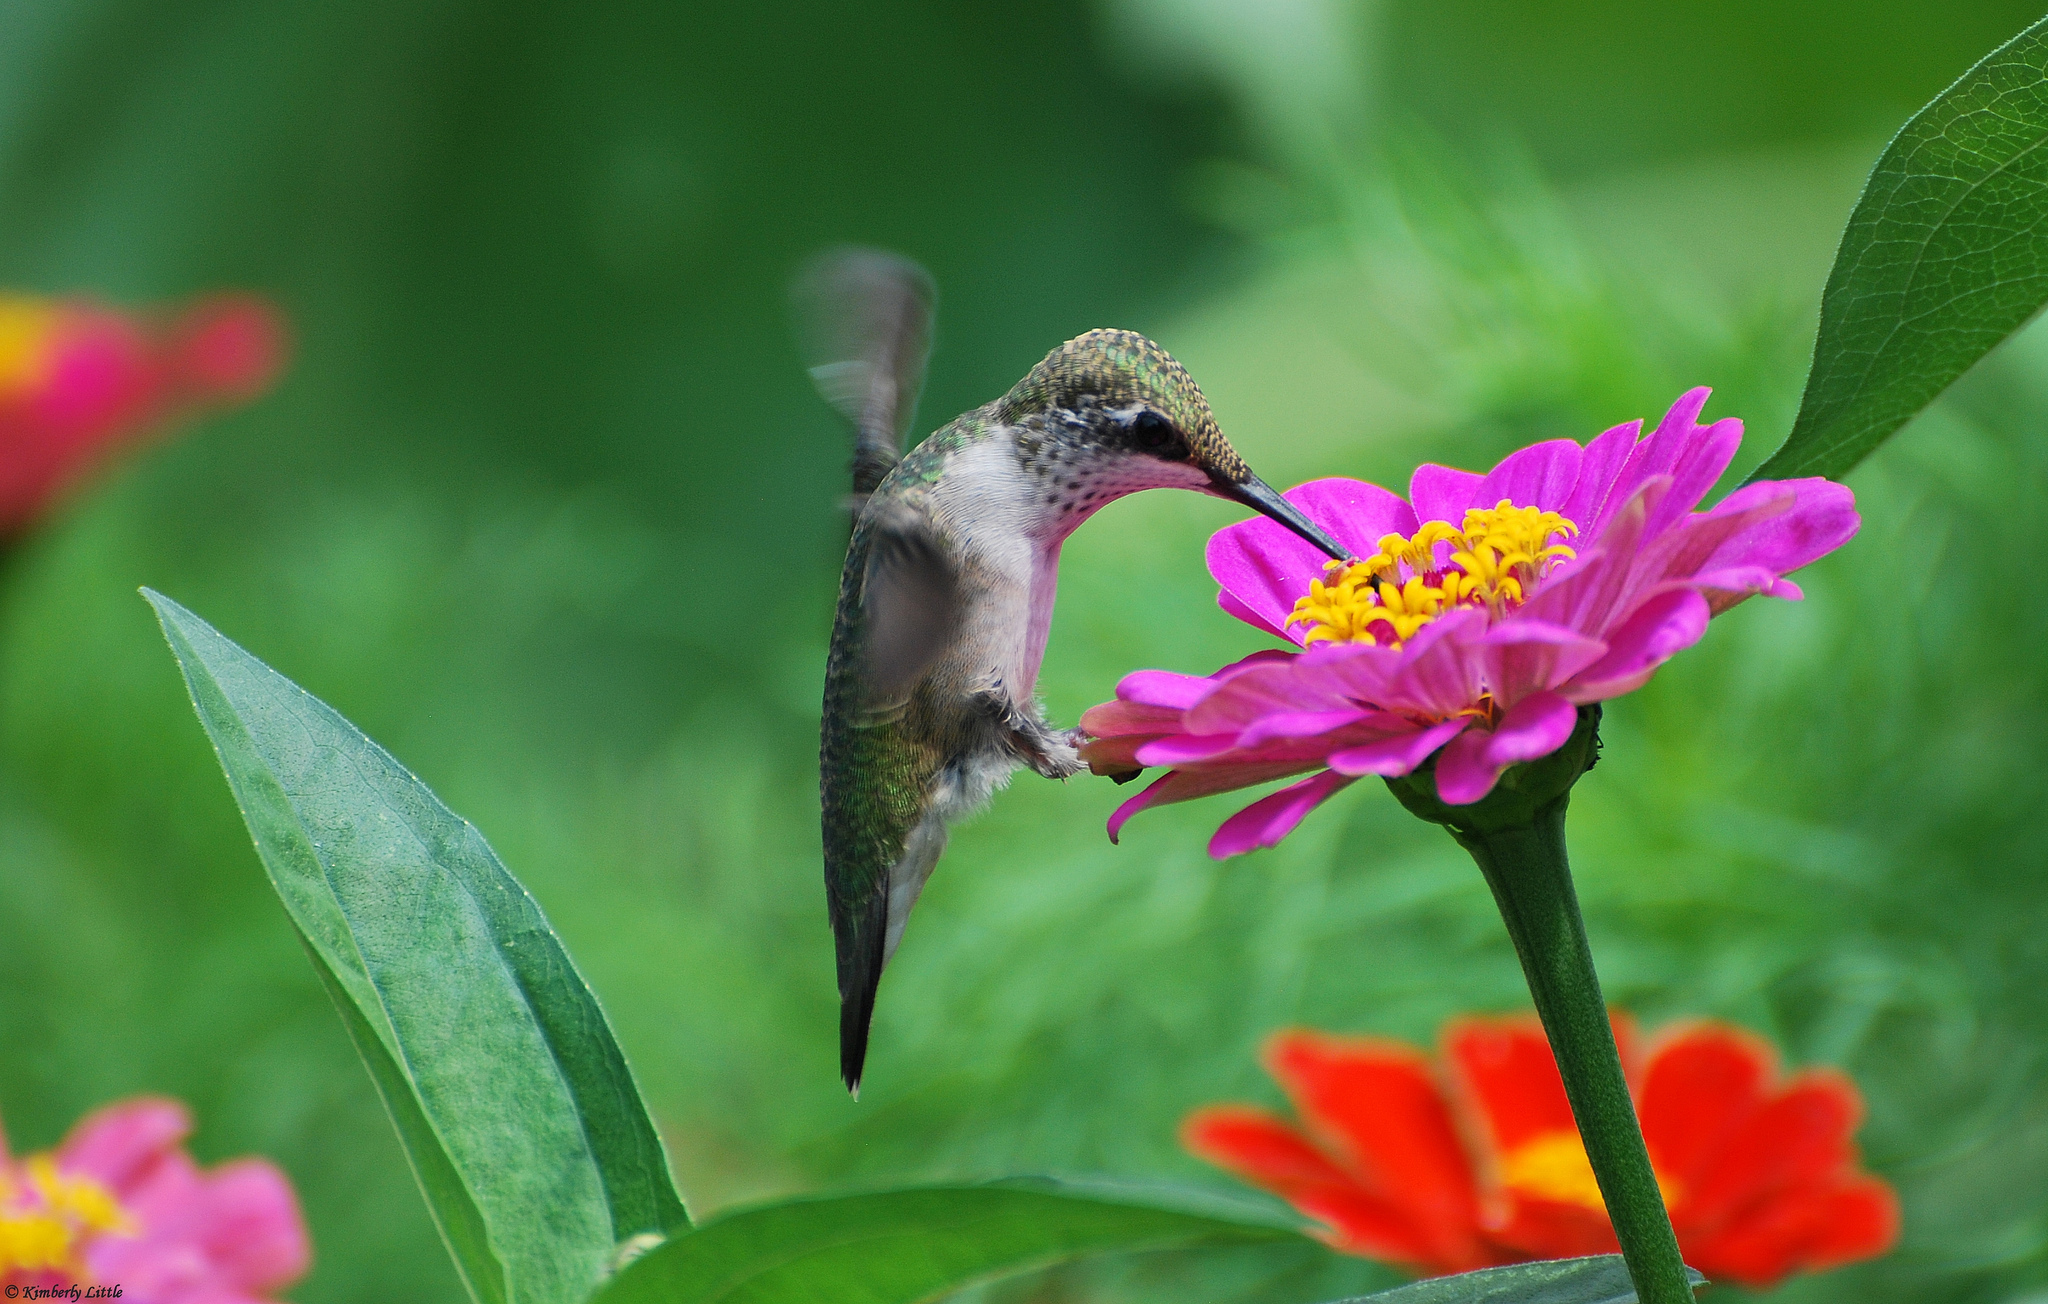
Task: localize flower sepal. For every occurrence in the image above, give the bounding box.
[1385,705,1602,838]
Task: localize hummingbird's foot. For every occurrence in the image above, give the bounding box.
[1021,732,1085,781]
[971,684,1087,780]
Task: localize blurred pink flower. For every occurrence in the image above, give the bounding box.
[1081,389,1860,856]
[1,1095,310,1302]
[0,292,288,534]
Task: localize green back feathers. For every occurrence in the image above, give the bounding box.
[998,329,1251,483]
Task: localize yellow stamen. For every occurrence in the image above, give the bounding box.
[28,1156,134,1237]
[1499,1129,1682,1213]
[0,1153,136,1278]
[0,296,57,397]
[1288,499,1577,648]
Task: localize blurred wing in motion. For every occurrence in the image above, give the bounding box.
[792,246,936,497]
[857,506,961,712]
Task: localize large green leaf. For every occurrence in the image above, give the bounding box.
[1751,14,2048,482]
[588,1182,1301,1304]
[146,590,688,1304]
[1334,1256,1704,1304]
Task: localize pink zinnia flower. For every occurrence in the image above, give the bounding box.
[0,293,288,534]
[1081,389,1859,856]
[1,1095,311,1301]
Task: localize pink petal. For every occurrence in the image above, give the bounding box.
[1107,761,1320,841]
[1519,480,1664,640]
[1115,668,1223,710]
[1692,565,1802,612]
[1140,720,1415,773]
[1477,439,1583,515]
[1078,697,1185,739]
[1135,733,1244,766]
[1480,690,1580,767]
[1647,424,1744,540]
[1623,484,1793,593]
[1218,586,1290,639]
[92,1158,311,1296]
[1476,618,1608,710]
[1562,587,1710,703]
[1375,607,1489,719]
[1410,463,1484,524]
[1327,717,1471,776]
[1695,477,1860,586]
[1209,769,1357,857]
[1431,728,1497,807]
[1433,692,1579,805]
[1184,645,1392,733]
[1560,418,1641,531]
[57,1096,191,1194]
[1595,389,1741,539]
[1208,478,1417,640]
[169,296,288,402]
[192,1160,312,1291]
[1237,708,1380,749]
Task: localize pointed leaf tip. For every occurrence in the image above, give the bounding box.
[147,596,687,1304]
[1754,14,2048,482]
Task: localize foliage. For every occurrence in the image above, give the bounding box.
[148,591,684,1304]
[591,1183,1297,1304]
[153,598,1680,1304]
[5,1,2048,1303]
[1753,14,2048,481]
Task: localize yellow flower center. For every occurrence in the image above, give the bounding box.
[0,1154,136,1278]
[1288,500,1578,647]
[0,297,58,399]
[1499,1129,1682,1213]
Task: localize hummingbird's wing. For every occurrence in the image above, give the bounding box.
[792,247,936,498]
[857,507,962,711]
[821,501,962,1095]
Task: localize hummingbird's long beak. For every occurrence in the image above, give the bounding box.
[1218,474,1349,561]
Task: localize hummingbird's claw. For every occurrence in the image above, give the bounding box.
[971,685,1086,779]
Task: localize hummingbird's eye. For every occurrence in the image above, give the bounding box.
[1132,411,1182,456]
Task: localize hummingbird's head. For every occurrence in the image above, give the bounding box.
[999,329,1348,559]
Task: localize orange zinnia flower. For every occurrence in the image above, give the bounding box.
[1183,1015,1899,1289]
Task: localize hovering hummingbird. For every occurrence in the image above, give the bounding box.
[797,249,1347,1095]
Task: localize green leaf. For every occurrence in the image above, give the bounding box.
[145,590,688,1304]
[1330,1256,1704,1304]
[588,1182,1302,1304]
[1751,14,2048,482]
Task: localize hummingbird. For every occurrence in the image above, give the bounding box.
[798,249,1347,1095]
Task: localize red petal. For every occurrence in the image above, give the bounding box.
[1636,1022,1774,1202]
[1486,1197,1621,1262]
[1183,1107,1356,1189]
[1685,1174,1900,1288]
[1296,1186,1494,1274]
[1263,1031,1488,1271]
[1679,1069,1863,1235]
[1182,1107,1463,1271]
[1443,1016,1577,1156]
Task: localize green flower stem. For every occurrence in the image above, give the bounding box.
[1386,706,1695,1304]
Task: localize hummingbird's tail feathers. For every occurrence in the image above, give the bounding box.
[833,871,890,1097]
[883,811,950,966]
[791,247,936,498]
[833,807,952,1097]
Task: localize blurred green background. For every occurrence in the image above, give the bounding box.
[2,0,2046,1300]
